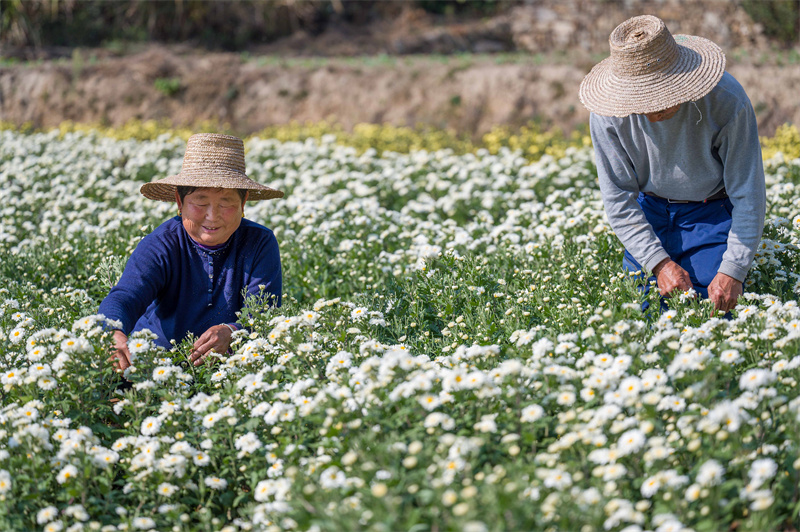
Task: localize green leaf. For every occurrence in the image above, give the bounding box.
[694,519,718,532]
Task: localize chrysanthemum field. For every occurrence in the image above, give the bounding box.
[1,126,800,532]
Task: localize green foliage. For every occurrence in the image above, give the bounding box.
[153,77,182,97]
[415,0,503,17]
[0,0,411,50]
[742,0,800,44]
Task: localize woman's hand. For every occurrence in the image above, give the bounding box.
[189,325,233,366]
[109,330,132,373]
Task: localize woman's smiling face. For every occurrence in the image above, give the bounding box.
[176,187,247,246]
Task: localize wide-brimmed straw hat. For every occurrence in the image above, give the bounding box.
[579,15,726,117]
[140,133,284,202]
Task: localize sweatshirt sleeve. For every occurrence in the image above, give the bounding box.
[98,235,170,335]
[715,103,767,282]
[591,114,670,272]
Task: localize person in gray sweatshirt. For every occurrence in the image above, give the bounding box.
[579,15,766,313]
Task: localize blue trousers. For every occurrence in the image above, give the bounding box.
[622,193,734,302]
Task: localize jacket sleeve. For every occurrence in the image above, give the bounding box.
[244,229,282,308]
[591,113,670,272]
[98,235,170,335]
[715,102,767,282]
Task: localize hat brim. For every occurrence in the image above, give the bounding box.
[140,170,285,202]
[579,35,726,117]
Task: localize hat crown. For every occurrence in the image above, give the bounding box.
[609,15,680,77]
[182,134,246,175]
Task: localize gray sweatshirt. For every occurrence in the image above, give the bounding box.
[590,72,766,282]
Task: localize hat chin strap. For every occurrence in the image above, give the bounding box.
[691,101,703,125]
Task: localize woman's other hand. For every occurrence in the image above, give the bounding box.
[190,324,233,366]
[109,330,133,373]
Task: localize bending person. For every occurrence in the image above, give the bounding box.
[99,133,283,370]
[579,15,766,312]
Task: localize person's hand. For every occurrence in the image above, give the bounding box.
[189,325,233,366]
[109,330,132,373]
[708,272,743,313]
[653,259,694,297]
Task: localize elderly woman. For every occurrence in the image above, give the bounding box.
[99,134,283,370]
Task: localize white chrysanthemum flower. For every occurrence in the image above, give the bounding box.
[193,451,211,466]
[202,413,218,428]
[37,375,58,391]
[0,470,11,494]
[327,351,353,371]
[1,368,23,386]
[140,416,162,436]
[254,478,292,502]
[640,475,661,498]
[749,489,775,511]
[93,450,119,468]
[616,429,646,456]
[350,307,368,321]
[43,521,63,532]
[204,476,228,490]
[418,393,441,411]
[235,432,263,456]
[128,338,153,355]
[27,345,49,362]
[696,459,725,487]
[656,395,686,412]
[37,505,59,524]
[617,376,641,398]
[63,504,89,522]
[720,349,743,364]
[60,337,88,353]
[132,516,156,530]
[320,466,347,490]
[748,458,777,483]
[542,469,572,490]
[519,404,545,423]
[423,412,455,430]
[739,368,777,390]
[684,483,702,502]
[474,414,498,433]
[56,464,79,484]
[210,369,227,382]
[157,482,178,497]
[267,460,285,479]
[8,328,26,344]
[604,466,628,482]
[152,366,173,382]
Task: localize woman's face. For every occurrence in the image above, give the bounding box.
[175,188,247,246]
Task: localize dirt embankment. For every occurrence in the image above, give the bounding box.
[1,1,799,136]
[2,47,798,137]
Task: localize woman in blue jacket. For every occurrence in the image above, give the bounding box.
[99,133,283,371]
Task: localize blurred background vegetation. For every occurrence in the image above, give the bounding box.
[0,0,506,51]
[2,0,796,52]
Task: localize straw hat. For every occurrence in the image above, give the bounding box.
[140,133,284,202]
[579,15,726,117]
